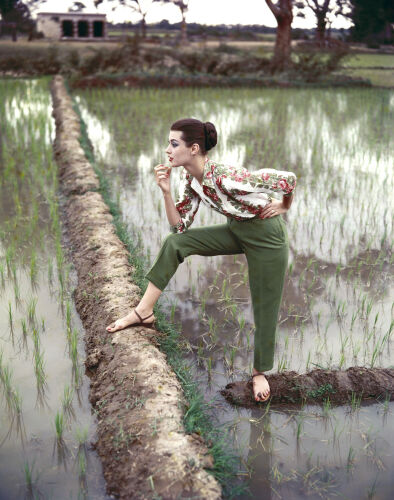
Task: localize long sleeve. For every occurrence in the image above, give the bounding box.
[170,173,201,234]
[216,165,297,197]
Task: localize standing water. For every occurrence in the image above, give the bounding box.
[75,86,393,499]
[0,78,109,499]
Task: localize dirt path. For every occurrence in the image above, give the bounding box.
[50,74,222,500]
[222,367,394,408]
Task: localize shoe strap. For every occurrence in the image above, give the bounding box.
[135,309,154,322]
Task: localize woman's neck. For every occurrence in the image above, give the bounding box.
[184,155,207,185]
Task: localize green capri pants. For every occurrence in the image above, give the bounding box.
[145,215,289,372]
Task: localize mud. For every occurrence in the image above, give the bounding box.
[50,74,221,500]
[221,367,394,408]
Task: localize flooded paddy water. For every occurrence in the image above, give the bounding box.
[0,78,109,499]
[74,86,393,499]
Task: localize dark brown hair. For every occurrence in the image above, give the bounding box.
[170,118,217,155]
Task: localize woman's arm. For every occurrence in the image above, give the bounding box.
[163,191,182,227]
[154,164,201,233]
[217,164,297,197]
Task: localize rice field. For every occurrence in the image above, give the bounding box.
[75,85,394,498]
[0,78,109,499]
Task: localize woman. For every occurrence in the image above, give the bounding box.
[106,118,296,403]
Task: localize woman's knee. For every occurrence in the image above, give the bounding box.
[162,232,180,248]
[162,233,188,260]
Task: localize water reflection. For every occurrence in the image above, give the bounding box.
[77,86,393,498]
[0,79,109,500]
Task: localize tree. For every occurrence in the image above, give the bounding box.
[94,0,161,39]
[297,1,350,43]
[1,0,36,40]
[348,0,393,44]
[160,0,190,44]
[265,0,294,69]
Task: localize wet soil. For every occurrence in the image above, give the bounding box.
[222,367,394,408]
[50,74,221,500]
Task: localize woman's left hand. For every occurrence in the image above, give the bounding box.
[259,198,288,219]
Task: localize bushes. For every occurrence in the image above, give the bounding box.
[291,45,350,82]
[0,39,354,85]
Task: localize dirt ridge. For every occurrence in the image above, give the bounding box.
[50,74,222,500]
[222,366,394,408]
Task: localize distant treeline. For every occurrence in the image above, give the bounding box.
[110,20,347,40]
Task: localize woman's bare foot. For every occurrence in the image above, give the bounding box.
[252,369,270,402]
[106,307,155,333]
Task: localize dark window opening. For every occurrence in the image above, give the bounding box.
[93,21,104,37]
[51,16,59,22]
[78,20,88,37]
[62,20,74,37]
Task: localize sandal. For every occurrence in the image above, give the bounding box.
[251,372,271,402]
[133,308,156,328]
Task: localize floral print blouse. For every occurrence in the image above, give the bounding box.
[170,158,297,234]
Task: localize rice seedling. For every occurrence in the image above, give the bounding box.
[346,446,356,472]
[22,457,40,495]
[0,362,14,411]
[30,249,38,283]
[62,384,75,416]
[21,318,28,338]
[0,261,5,287]
[350,391,362,411]
[47,257,53,283]
[206,315,218,343]
[77,448,87,479]
[75,425,89,448]
[55,410,65,441]
[229,346,237,369]
[65,299,72,337]
[31,329,46,390]
[8,300,14,334]
[295,413,305,440]
[322,398,332,418]
[207,356,212,379]
[27,296,37,324]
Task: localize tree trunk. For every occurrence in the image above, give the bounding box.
[315,13,326,44]
[12,24,17,42]
[274,13,292,68]
[266,0,293,71]
[140,16,146,39]
[180,9,187,44]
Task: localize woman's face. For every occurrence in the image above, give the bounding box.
[165,130,193,167]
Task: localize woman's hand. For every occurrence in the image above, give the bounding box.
[259,198,289,219]
[154,164,172,194]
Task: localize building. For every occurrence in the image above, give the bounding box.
[36,12,107,41]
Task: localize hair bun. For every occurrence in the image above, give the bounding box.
[204,121,217,152]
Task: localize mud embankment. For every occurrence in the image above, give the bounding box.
[50,74,221,500]
[222,366,394,408]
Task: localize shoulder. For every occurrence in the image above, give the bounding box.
[208,159,230,178]
[211,160,252,182]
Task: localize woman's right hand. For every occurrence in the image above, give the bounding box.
[154,164,171,194]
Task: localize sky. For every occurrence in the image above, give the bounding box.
[33,0,351,30]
